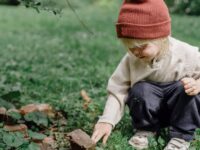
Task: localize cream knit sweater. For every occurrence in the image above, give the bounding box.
[98,37,199,127]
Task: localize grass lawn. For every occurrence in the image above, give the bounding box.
[0,2,200,149]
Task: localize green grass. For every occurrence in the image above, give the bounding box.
[0,2,200,150]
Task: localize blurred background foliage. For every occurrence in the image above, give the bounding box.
[165,0,200,15]
[0,0,200,15]
[0,0,200,149]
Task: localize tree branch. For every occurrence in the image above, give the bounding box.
[66,0,94,35]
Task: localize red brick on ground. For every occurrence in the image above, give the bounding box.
[67,129,96,150]
[20,104,38,115]
[20,103,55,117]
[0,107,7,122]
[43,136,54,145]
[0,107,6,114]
[37,104,52,112]
[4,124,27,132]
[37,104,54,117]
[38,143,54,150]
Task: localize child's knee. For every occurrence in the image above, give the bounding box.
[128,81,154,101]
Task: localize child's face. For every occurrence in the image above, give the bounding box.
[128,43,160,61]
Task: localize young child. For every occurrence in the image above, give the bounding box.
[91,0,200,149]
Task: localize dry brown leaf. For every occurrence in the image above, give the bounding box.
[81,90,91,103]
[80,90,92,110]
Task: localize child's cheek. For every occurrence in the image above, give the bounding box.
[143,48,156,57]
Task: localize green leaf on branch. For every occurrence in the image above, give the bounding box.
[24,111,49,127]
[2,132,26,148]
[0,142,6,149]
[28,130,46,140]
[17,142,30,150]
[7,111,22,121]
[20,0,62,15]
[28,142,40,150]
[1,90,21,101]
[0,98,15,109]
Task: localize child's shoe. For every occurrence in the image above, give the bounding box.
[164,138,190,150]
[128,130,155,150]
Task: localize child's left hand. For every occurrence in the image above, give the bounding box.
[181,77,200,96]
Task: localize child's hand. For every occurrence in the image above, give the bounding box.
[91,122,112,145]
[181,77,200,96]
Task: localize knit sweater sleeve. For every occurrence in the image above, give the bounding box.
[98,53,131,127]
[192,47,200,79]
[194,48,200,79]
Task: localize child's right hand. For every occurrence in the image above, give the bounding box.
[91,122,113,145]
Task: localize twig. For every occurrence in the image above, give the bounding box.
[66,0,94,35]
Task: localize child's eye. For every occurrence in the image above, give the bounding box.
[139,44,148,50]
[129,44,147,51]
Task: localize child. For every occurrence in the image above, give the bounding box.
[91,0,200,149]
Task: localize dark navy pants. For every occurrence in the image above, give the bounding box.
[126,80,200,141]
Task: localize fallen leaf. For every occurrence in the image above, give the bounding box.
[80,90,92,110]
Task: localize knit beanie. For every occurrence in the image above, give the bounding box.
[116,0,171,39]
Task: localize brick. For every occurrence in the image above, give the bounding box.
[43,136,54,145]
[0,107,6,115]
[4,124,27,132]
[7,108,20,113]
[38,143,54,150]
[20,104,38,115]
[67,129,95,150]
[36,104,54,117]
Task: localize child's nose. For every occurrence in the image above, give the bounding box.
[134,50,140,56]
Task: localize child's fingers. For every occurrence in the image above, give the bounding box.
[184,84,192,90]
[91,130,99,142]
[184,82,195,90]
[181,78,195,86]
[185,87,195,94]
[184,84,190,90]
[185,85,199,95]
[93,132,105,143]
[102,134,110,145]
[181,78,191,84]
[187,89,198,96]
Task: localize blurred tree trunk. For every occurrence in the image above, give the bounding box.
[0,0,20,5]
[9,0,20,5]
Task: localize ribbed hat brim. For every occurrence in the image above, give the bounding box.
[116,20,171,39]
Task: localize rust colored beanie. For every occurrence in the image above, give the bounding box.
[116,0,171,39]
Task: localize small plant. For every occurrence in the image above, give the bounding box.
[19,0,62,15]
[0,129,40,149]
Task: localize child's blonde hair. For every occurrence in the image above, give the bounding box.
[120,37,169,59]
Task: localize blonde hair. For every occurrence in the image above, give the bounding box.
[120,37,169,59]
